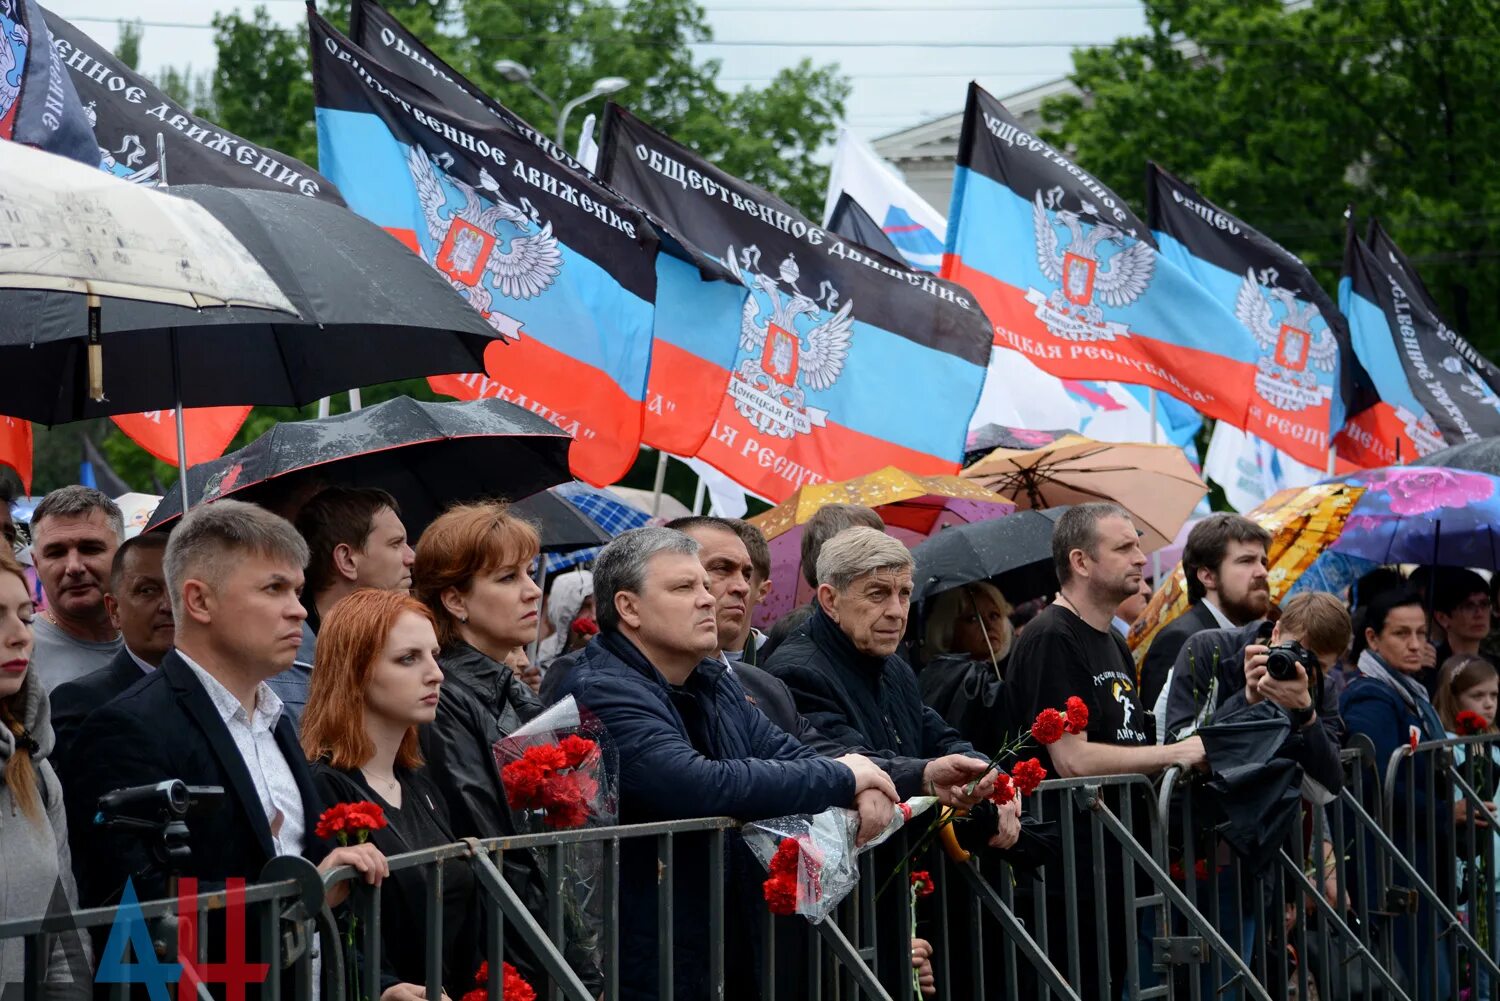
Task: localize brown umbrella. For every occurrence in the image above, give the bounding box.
[961,433,1208,552]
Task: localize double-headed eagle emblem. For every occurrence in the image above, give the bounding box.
[408,147,561,337]
[1032,190,1153,335]
[725,247,853,439]
[1233,269,1336,413]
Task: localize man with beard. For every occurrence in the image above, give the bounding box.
[1003,503,1206,1000]
[1138,513,1272,708]
[27,486,124,691]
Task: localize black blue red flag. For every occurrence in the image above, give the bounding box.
[0,0,95,166]
[311,10,659,485]
[597,103,992,501]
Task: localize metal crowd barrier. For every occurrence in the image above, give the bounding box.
[20,742,1495,1001]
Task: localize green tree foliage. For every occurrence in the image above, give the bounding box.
[113,19,142,70]
[1040,0,1500,355]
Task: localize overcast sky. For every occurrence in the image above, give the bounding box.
[55,0,1147,143]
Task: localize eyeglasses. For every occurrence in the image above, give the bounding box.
[1456,599,1493,614]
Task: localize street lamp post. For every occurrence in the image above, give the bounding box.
[492,60,629,147]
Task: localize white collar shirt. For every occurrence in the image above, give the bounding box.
[178,651,306,858]
[1202,597,1235,631]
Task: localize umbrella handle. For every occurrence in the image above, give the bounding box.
[87,294,104,402]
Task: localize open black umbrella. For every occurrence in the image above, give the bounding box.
[509,490,612,554]
[910,507,1069,605]
[1413,439,1500,476]
[145,396,571,536]
[0,185,501,424]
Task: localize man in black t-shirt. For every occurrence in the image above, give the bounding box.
[1003,503,1206,999]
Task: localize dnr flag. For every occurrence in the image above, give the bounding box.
[1146,163,1372,468]
[1,0,96,165]
[945,83,1306,445]
[598,104,992,502]
[311,11,658,485]
[45,7,341,200]
[1337,220,1500,463]
[351,0,745,458]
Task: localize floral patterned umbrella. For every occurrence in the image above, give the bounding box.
[1128,482,1366,666]
[1332,466,1500,567]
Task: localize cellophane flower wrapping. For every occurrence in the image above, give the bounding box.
[743,797,937,923]
[493,696,617,952]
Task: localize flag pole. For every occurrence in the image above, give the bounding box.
[649,450,668,516]
[1326,445,1337,478]
[1149,390,1162,585]
[157,133,192,516]
[692,472,707,515]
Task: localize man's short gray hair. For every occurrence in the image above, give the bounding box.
[31,485,124,541]
[816,527,913,592]
[163,500,309,620]
[592,526,700,633]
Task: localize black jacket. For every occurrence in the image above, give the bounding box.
[552,630,854,1001]
[1163,621,1344,792]
[310,763,481,993]
[1139,600,1220,708]
[50,646,148,756]
[421,642,544,839]
[765,606,980,799]
[728,659,847,756]
[918,652,1007,755]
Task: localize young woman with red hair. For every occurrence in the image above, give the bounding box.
[301,588,478,998]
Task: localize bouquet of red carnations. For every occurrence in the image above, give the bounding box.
[494,696,616,832]
[743,796,938,922]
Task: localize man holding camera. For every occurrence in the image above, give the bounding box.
[1162,591,1348,791]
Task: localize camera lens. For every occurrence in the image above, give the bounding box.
[1265,646,1299,681]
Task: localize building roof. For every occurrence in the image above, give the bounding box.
[870,76,1079,164]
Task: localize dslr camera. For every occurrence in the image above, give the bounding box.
[1264,640,1319,682]
[96,780,224,871]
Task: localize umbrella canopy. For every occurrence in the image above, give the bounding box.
[752,466,1016,542]
[113,493,163,540]
[0,142,293,313]
[962,433,1208,552]
[509,490,613,555]
[963,424,1070,467]
[910,508,1068,605]
[0,185,502,424]
[1332,466,1500,568]
[1412,439,1500,476]
[1128,483,1366,664]
[144,396,571,536]
[540,482,657,574]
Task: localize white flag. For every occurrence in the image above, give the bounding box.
[1204,422,1323,513]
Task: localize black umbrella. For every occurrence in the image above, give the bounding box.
[0,185,501,425]
[509,490,612,554]
[1412,439,1500,476]
[910,507,1069,605]
[1193,702,1302,871]
[144,396,571,536]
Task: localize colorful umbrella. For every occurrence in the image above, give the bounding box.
[1127,483,1366,667]
[1332,466,1500,568]
[961,433,1207,552]
[749,467,1017,627]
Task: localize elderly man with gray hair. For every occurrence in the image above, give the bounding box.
[549,525,897,1001]
[62,500,390,932]
[27,486,125,691]
[766,526,1005,811]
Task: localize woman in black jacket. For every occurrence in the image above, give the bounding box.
[917,581,1014,753]
[301,588,481,999]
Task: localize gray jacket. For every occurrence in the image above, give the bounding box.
[0,672,90,999]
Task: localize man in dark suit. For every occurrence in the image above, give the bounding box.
[1138,513,1272,709]
[63,500,389,916]
[51,533,174,754]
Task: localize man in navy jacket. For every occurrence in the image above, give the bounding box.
[551,526,896,1001]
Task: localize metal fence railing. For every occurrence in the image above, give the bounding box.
[11,742,1499,1001]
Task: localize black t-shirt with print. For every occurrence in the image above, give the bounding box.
[1003,602,1151,774]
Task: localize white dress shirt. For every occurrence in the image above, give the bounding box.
[178,651,306,858]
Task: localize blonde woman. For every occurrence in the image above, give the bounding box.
[917,582,1013,752]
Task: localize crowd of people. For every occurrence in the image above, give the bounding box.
[0,480,1496,999]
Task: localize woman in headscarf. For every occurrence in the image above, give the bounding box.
[917,581,1014,753]
[535,568,594,668]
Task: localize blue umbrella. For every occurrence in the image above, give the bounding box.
[542,482,653,573]
[1330,466,1500,569]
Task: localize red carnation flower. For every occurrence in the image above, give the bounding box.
[572,615,599,637]
[559,734,596,769]
[1012,758,1047,796]
[1456,710,1490,736]
[462,961,535,1001]
[1031,708,1067,745]
[1064,696,1089,734]
[1194,859,1210,882]
[315,801,386,844]
[989,772,1015,806]
[1169,860,1185,882]
[526,743,569,772]
[910,870,936,897]
[764,873,799,915]
[501,759,547,808]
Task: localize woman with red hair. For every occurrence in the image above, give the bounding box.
[301,588,479,998]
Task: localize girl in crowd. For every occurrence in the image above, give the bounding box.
[917,582,1014,752]
[0,548,89,996]
[534,568,594,668]
[301,588,479,998]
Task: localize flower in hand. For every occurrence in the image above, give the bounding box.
[315,801,388,845]
[1457,710,1490,736]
